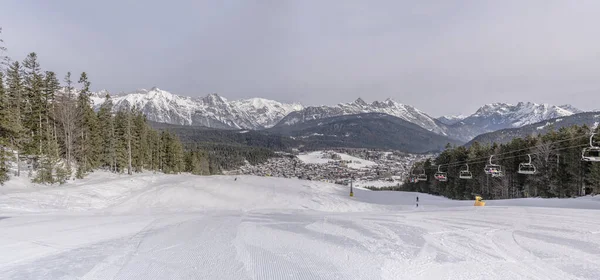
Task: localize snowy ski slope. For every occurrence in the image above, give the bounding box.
[1,172,600,279]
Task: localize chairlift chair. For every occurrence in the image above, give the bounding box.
[518,154,537,175]
[434,165,447,182]
[459,164,473,179]
[408,174,416,183]
[491,166,505,177]
[410,167,427,182]
[582,133,600,162]
[484,155,503,176]
[417,167,428,181]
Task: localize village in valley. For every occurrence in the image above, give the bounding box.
[238,149,435,189]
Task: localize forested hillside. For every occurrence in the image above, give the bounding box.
[268,113,460,153]
[406,125,600,200]
[0,35,187,184]
[150,121,298,151]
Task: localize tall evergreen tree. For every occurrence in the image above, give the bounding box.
[5,61,24,176]
[43,71,60,146]
[0,72,11,183]
[55,72,77,174]
[131,109,148,172]
[35,71,64,183]
[0,27,9,71]
[22,52,45,155]
[97,93,116,171]
[125,108,133,175]
[113,109,129,173]
[74,72,100,177]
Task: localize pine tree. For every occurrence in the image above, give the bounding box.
[55,72,77,175]
[34,71,63,184]
[160,131,184,173]
[0,27,9,71]
[22,52,45,156]
[113,110,129,173]
[186,151,203,175]
[0,72,11,183]
[147,129,160,171]
[74,72,100,176]
[126,108,132,175]
[5,61,24,176]
[43,71,60,147]
[97,93,116,171]
[131,109,148,172]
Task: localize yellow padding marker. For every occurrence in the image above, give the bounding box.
[474,196,485,206]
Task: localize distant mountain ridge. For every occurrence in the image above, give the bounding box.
[274,98,450,136]
[88,87,584,143]
[466,111,600,146]
[436,115,467,125]
[92,87,303,129]
[446,102,581,141]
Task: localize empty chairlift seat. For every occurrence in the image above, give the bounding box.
[459,164,472,179]
[582,133,600,162]
[518,154,537,175]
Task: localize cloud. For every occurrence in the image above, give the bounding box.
[1,0,599,116]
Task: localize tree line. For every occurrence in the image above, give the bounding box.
[0,51,189,184]
[405,124,600,200]
[0,31,276,184]
[184,143,276,175]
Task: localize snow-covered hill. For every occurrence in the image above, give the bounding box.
[93,87,303,129]
[275,98,449,136]
[1,172,600,279]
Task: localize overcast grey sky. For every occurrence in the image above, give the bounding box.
[1,0,600,116]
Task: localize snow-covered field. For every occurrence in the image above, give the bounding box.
[1,172,600,279]
[297,151,377,169]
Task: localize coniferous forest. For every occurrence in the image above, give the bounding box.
[406,125,600,200]
[0,30,276,184]
[0,51,189,184]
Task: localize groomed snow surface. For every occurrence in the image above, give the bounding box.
[1,172,600,279]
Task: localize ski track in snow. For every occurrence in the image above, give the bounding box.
[1,172,600,279]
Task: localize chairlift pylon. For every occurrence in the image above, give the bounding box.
[459,164,473,179]
[518,154,537,175]
[582,133,600,162]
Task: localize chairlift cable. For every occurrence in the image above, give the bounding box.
[416,142,590,170]
[429,134,591,169]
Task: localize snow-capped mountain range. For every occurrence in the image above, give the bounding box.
[92,87,303,129]
[274,98,449,135]
[444,102,582,140]
[90,87,585,142]
[459,102,579,128]
[436,115,467,125]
